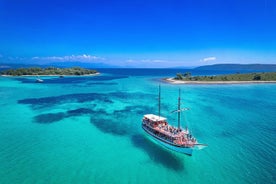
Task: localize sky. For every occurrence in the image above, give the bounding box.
[0,0,275,68]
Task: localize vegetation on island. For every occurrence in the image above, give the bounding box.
[174,72,276,81]
[1,67,98,76]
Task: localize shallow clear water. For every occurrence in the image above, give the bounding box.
[0,69,275,184]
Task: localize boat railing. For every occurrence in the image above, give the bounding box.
[144,123,197,147]
[143,119,197,145]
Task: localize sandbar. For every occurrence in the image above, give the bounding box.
[164,78,276,85]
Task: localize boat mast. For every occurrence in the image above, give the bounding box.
[178,88,181,129]
[158,84,161,117]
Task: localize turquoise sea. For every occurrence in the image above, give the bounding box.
[0,69,275,184]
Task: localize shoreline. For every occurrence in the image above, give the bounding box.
[164,78,276,85]
[0,72,100,77]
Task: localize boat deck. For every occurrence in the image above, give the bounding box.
[142,117,197,147]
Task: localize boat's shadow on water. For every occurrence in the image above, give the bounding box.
[131,134,185,171]
[33,108,95,124]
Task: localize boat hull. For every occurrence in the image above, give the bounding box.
[142,125,193,156]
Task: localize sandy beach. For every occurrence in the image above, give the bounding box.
[164,78,276,84]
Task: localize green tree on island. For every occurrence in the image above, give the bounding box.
[175,72,192,80]
[174,72,276,81]
[0,67,98,76]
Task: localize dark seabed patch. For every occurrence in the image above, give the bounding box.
[66,108,94,117]
[110,92,155,100]
[18,92,154,109]
[131,134,184,171]
[18,93,107,109]
[34,112,66,124]
[89,105,153,136]
[24,91,157,135]
[34,108,95,124]
[113,105,154,119]
[90,117,128,136]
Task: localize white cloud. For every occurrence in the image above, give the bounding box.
[152,59,166,63]
[141,59,166,63]
[126,59,135,63]
[201,57,216,62]
[123,58,169,68]
[32,54,105,62]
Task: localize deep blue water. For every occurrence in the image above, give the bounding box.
[97,68,273,76]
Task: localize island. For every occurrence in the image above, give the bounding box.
[0,67,98,76]
[165,72,276,84]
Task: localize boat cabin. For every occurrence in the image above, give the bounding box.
[143,114,167,128]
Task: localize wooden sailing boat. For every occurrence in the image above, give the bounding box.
[142,86,207,156]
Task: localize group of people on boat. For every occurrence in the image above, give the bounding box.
[143,115,197,147]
